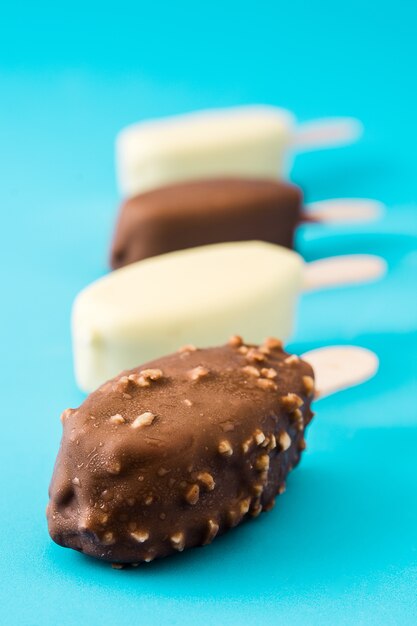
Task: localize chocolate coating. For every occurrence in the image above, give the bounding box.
[110,178,302,269]
[47,338,314,565]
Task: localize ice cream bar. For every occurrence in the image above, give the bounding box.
[73,242,385,393]
[110,178,383,270]
[116,106,361,197]
[49,339,315,564]
[74,242,303,392]
[110,178,302,269]
[47,340,377,566]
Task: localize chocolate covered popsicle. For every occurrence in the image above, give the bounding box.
[110,179,383,270]
[47,340,378,566]
[110,178,302,269]
[48,338,315,564]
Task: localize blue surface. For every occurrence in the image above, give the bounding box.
[1,1,417,624]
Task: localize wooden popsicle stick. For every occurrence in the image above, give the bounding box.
[303,198,385,224]
[301,345,379,399]
[292,117,363,151]
[303,255,387,292]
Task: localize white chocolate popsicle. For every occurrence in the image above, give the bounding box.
[116,106,362,197]
[72,241,385,393]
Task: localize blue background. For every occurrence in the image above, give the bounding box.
[1,1,416,624]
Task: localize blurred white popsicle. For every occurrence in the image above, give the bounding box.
[116,106,362,197]
[72,242,385,393]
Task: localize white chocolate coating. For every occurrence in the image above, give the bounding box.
[116,106,296,197]
[72,241,304,392]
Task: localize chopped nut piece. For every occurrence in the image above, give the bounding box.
[250,503,263,517]
[127,372,150,387]
[261,367,277,379]
[72,477,80,486]
[141,368,163,380]
[242,438,252,453]
[101,488,114,501]
[255,454,270,471]
[228,335,243,347]
[109,414,125,425]
[259,470,269,484]
[184,484,200,505]
[240,497,251,515]
[188,366,210,381]
[254,429,266,445]
[178,344,197,353]
[252,484,264,497]
[227,510,241,527]
[242,365,260,378]
[60,408,74,423]
[170,532,185,551]
[107,460,121,475]
[246,348,265,362]
[302,375,315,395]
[144,495,154,506]
[257,378,278,391]
[102,531,115,545]
[203,519,219,545]
[267,434,277,450]
[292,408,304,431]
[259,346,271,355]
[263,337,283,350]
[197,472,215,491]
[130,530,149,543]
[183,399,193,407]
[137,376,150,387]
[131,412,156,429]
[218,440,233,456]
[278,431,292,451]
[281,393,304,411]
[284,354,300,365]
[112,376,130,392]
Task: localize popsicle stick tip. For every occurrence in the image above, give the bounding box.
[301,345,379,399]
[304,198,385,224]
[303,254,387,292]
[293,117,363,151]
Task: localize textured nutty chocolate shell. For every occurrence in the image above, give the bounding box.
[110,178,302,269]
[47,338,314,565]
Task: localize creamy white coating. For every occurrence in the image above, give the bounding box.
[116,106,296,197]
[72,241,304,392]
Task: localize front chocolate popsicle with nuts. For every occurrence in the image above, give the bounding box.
[47,337,314,565]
